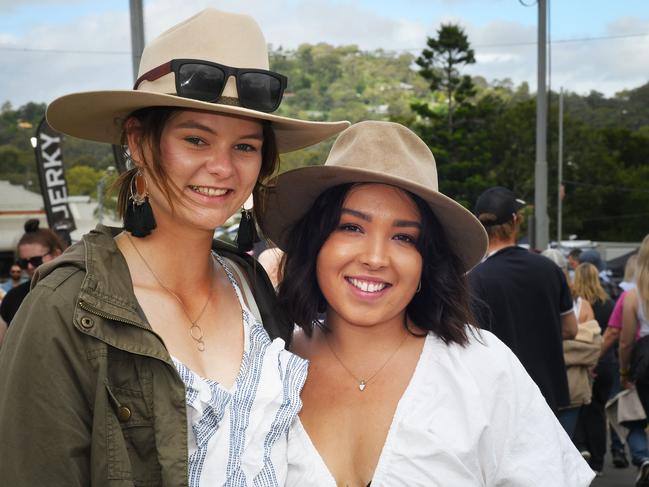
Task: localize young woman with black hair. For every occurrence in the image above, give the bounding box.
[259,121,594,486]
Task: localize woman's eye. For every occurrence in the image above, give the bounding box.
[394,234,417,244]
[338,223,362,233]
[234,143,257,152]
[184,136,206,146]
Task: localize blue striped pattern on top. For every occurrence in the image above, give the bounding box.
[172,253,308,487]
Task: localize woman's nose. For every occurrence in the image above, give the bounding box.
[204,147,235,178]
[359,236,389,269]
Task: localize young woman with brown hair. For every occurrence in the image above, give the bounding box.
[0,9,347,487]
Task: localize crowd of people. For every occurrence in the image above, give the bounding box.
[0,7,646,487]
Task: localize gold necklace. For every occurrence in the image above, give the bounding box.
[324,327,409,392]
[127,233,214,352]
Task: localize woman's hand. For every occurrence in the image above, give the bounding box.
[621,375,635,390]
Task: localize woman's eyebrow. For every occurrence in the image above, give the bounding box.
[174,120,216,134]
[341,208,421,229]
[341,208,370,221]
[394,219,422,229]
[173,121,263,140]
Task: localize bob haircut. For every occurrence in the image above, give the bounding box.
[115,107,279,223]
[277,183,474,346]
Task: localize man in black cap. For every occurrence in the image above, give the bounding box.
[469,187,578,421]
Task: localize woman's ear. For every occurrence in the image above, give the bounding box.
[124,117,145,167]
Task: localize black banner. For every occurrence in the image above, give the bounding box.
[34,118,76,235]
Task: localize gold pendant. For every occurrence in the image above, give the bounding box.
[359,380,366,391]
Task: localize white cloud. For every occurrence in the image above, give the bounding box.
[0,0,647,107]
[0,0,83,13]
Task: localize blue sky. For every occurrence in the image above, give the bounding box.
[1,0,648,107]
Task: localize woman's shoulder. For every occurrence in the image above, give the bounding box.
[419,328,532,402]
[429,327,516,369]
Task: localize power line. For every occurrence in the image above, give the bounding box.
[563,180,649,194]
[1,32,648,56]
[0,46,129,55]
[579,212,649,222]
[401,32,649,52]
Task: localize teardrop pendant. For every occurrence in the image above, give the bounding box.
[359,380,367,391]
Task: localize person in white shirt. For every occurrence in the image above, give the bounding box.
[258,121,594,487]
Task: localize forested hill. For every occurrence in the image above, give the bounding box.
[1,43,648,241]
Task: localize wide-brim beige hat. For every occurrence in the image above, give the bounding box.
[46,9,349,153]
[259,121,488,271]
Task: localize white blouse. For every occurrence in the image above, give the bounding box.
[287,330,594,487]
[173,254,308,487]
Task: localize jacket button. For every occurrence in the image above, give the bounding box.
[117,406,131,422]
[80,317,94,329]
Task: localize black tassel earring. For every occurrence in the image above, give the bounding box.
[124,170,157,238]
[236,207,257,252]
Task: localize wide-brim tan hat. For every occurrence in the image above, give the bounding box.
[259,121,488,271]
[46,9,349,153]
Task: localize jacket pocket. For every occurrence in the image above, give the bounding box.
[105,351,162,486]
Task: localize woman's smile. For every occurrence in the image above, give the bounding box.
[344,276,392,297]
[188,185,231,198]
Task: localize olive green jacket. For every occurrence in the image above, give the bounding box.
[0,225,291,486]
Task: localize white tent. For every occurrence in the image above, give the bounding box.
[0,180,119,252]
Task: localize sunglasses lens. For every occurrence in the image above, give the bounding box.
[177,63,226,102]
[238,73,283,112]
[18,256,43,269]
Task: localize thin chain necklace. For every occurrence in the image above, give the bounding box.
[324,325,409,392]
[127,233,214,352]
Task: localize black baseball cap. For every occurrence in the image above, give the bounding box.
[474,187,526,227]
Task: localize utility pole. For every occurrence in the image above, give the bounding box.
[557,87,564,247]
[130,0,145,82]
[113,1,145,175]
[534,0,549,250]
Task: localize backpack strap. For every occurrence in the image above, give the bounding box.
[212,239,292,346]
[222,256,262,324]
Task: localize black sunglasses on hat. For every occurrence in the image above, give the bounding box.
[134,59,287,113]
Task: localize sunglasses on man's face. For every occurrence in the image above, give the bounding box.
[134,59,287,113]
[17,254,49,269]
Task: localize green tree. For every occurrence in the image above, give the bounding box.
[415,24,476,134]
[67,165,103,197]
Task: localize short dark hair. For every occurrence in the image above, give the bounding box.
[569,248,582,259]
[115,107,279,223]
[277,184,474,346]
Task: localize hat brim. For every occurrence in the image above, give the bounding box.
[259,166,488,272]
[46,90,349,153]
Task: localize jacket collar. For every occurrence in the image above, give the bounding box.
[34,225,150,329]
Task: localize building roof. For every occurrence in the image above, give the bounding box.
[0,180,43,212]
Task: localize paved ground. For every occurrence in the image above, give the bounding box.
[591,456,637,486]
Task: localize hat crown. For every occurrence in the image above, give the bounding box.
[324,121,438,191]
[137,9,269,94]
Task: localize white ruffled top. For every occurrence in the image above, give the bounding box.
[287,330,594,487]
[172,254,308,487]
